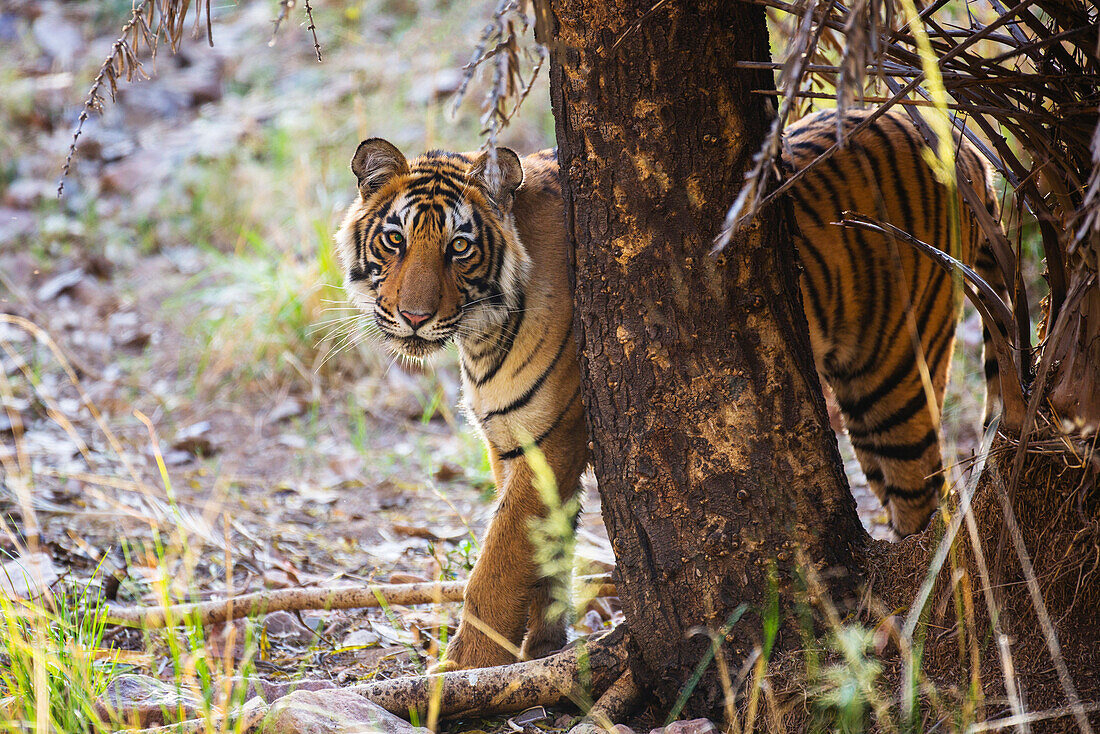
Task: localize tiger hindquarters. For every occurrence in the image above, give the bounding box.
[786,108,1005,537]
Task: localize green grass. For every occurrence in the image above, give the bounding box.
[0,570,120,733]
[185,226,348,390]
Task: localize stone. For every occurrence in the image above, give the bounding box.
[93,674,204,728]
[340,627,381,648]
[649,719,718,734]
[263,610,319,645]
[35,268,84,302]
[261,688,432,734]
[172,421,216,455]
[0,553,59,599]
[224,676,337,703]
[2,179,55,209]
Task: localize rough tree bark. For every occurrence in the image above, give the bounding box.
[545,0,868,715]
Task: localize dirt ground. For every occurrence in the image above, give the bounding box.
[0,0,991,727]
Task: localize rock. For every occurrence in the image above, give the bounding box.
[224,676,337,703]
[570,725,636,734]
[268,397,305,423]
[31,6,85,69]
[93,674,204,728]
[555,715,579,730]
[35,268,84,302]
[172,421,216,455]
[162,449,194,466]
[100,149,170,195]
[276,434,307,449]
[340,628,381,648]
[263,610,318,645]
[261,688,432,734]
[2,179,55,209]
[0,553,59,599]
[649,720,718,734]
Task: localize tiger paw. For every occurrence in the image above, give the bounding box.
[427,658,459,674]
[440,629,518,670]
[520,621,567,661]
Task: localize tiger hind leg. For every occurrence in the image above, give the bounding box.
[851,436,945,536]
[834,353,953,536]
[975,244,1007,426]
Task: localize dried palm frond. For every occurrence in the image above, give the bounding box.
[452,0,546,163]
[727,0,1099,248]
[60,0,325,195]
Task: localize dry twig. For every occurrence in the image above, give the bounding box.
[107,575,615,628]
[59,0,216,197]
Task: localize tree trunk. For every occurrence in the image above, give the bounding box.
[545,0,868,715]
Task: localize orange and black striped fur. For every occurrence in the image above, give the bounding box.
[335,109,1003,670]
[784,108,1003,535]
[337,141,582,670]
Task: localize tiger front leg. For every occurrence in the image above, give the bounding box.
[443,458,544,670]
[520,558,571,661]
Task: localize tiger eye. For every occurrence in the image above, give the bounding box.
[385,231,404,248]
[450,238,471,256]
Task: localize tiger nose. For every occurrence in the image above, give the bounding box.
[400,310,432,328]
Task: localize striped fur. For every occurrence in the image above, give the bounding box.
[336,143,583,670]
[785,108,1003,536]
[335,109,1003,669]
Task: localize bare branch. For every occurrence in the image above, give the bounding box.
[107,575,615,628]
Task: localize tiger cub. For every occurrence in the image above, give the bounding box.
[335,108,1003,670]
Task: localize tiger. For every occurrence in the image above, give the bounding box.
[334,108,1005,671]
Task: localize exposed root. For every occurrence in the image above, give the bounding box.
[107,576,615,628]
[567,668,641,734]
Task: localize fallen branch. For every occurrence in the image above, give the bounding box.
[351,626,630,718]
[107,576,615,628]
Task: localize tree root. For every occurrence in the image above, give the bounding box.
[567,668,641,734]
[118,627,630,733]
[107,575,615,628]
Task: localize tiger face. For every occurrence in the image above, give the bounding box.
[335,139,531,359]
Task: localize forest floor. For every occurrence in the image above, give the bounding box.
[0,1,992,731]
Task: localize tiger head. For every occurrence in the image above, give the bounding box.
[335,139,531,359]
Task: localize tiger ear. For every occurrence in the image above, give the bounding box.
[351,139,409,199]
[469,148,524,210]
